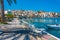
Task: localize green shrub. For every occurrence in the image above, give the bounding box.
[5,14,14,18]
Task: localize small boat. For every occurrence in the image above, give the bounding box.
[47,24,60,29]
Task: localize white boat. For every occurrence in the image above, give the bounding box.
[47,24,60,29]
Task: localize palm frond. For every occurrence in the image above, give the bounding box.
[13,0,16,4]
[7,0,12,6]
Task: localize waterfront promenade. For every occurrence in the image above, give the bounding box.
[0,18,59,40]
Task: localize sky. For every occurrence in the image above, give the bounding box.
[4,0,60,12]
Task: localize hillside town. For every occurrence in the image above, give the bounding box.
[0,10,60,18]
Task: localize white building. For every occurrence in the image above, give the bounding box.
[4,11,8,14]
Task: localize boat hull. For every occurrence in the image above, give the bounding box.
[47,25,60,29]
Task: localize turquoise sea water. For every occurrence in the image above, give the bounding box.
[24,18,60,38]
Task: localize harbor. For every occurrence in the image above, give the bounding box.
[0,18,60,40]
[0,0,60,40]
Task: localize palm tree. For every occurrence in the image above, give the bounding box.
[0,0,16,22]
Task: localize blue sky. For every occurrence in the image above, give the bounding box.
[4,0,60,12]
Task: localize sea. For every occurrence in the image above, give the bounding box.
[23,17,60,38]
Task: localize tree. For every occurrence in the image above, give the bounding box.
[0,0,16,22]
[5,14,14,18]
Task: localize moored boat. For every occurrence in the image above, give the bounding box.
[47,24,60,29]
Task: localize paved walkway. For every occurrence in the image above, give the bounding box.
[0,33,58,40]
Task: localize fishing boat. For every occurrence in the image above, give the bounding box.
[47,24,60,29]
